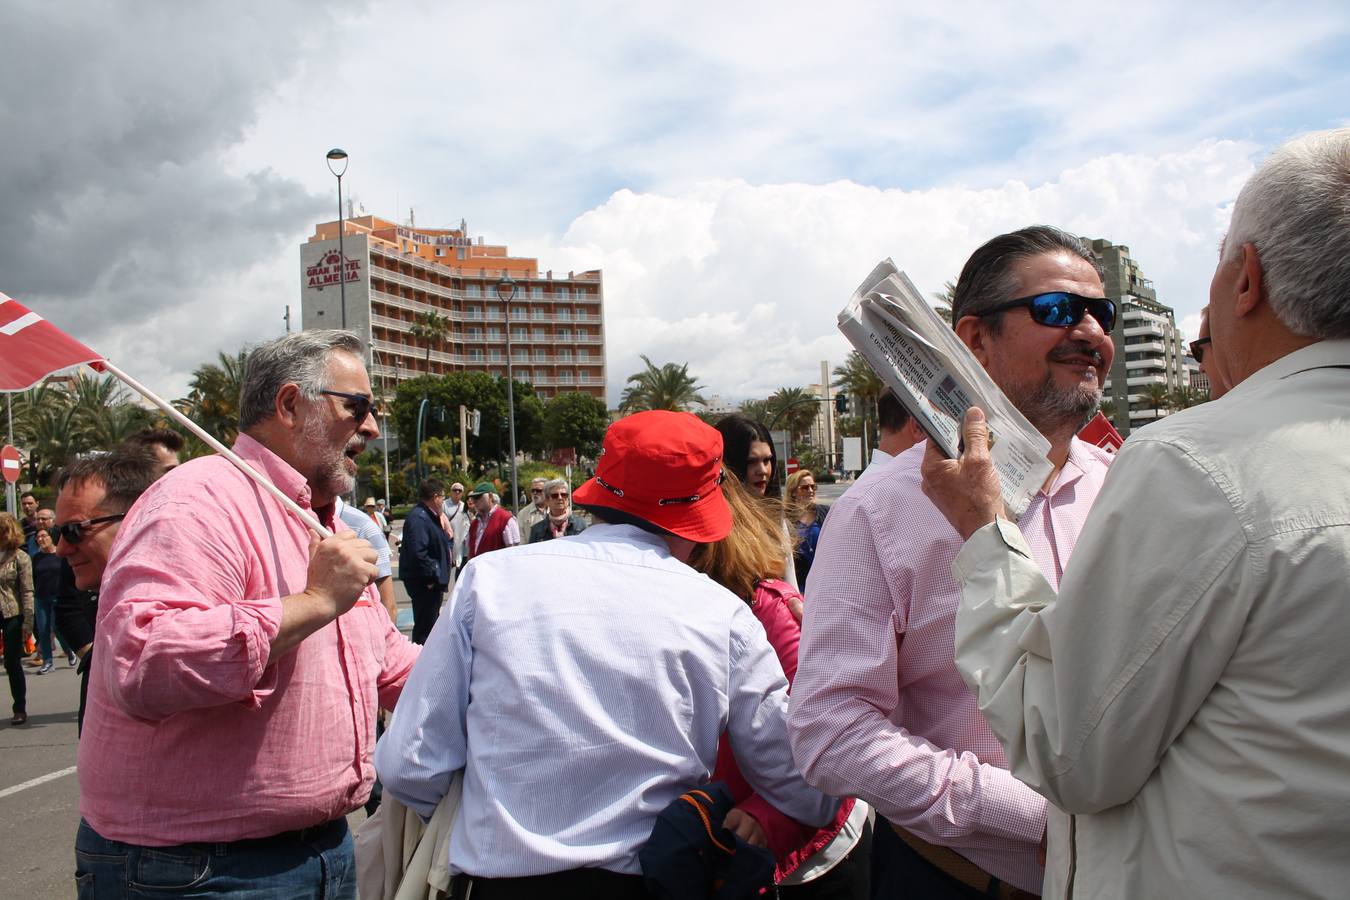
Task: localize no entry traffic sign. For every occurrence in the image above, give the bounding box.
[1,445,20,484]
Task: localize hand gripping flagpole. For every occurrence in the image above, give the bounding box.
[99,360,332,539]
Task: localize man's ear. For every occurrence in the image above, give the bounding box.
[274,383,303,428]
[954,315,992,367]
[1234,242,1266,319]
[904,417,927,445]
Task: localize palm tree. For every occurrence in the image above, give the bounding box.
[766,387,820,455]
[619,355,706,413]
[737,398,772,425]
[1142,383,1171,421]
[176,350,248,446]
[409,311,450,374]
[1099,399,1119,429]
[832,351,884,449]
[932,280,957,324]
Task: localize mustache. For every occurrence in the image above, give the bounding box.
[1050,342,1106,366]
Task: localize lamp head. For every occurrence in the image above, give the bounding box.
[495,276,518,303]
[326,148,349,178]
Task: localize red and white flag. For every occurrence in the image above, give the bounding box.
[0,291,105,391]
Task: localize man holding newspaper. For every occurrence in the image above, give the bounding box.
[790,226,1117,899]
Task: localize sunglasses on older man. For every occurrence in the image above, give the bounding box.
[978,292,1116,334]
[52,514,126,545]
[320,389,379,422]
[1189,336,1211,363]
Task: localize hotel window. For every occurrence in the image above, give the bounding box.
[487,327,502,339]
[468,349,484,360]
[535,370,548,382]
[531,286,544,299]
[556,308,571,321]
[467,284,482,297]
[556,328,571,340]
[533,308,546,320]
[557,287,571,299]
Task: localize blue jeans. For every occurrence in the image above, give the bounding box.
[35,593,73,663]
[75,817,355,899]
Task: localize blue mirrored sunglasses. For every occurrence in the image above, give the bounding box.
[978,292,1116,333]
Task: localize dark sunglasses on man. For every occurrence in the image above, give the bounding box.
[319,389,378,422]
[977,292,1117,334]
[52,514,126,546]
[1190,336,1212,363]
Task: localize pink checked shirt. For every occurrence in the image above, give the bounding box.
[788,438,1112,893]
[78,434,420,845]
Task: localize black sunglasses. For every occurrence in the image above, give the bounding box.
[52,514,126,545]
[320,389,378,421]
[1190,336,1211,363]
[548,491,569,499]
[978,292,1116,333]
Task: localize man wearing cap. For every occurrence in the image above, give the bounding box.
[466,482,519,559]
[378,410,839,897]
[399,479,453,644]
[515,477,550,544]
[440,483,470,570]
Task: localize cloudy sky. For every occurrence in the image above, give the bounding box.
[3,1,1348,404]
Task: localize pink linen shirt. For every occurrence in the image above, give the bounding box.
[78,433,420,845]
[788,438,1111,893]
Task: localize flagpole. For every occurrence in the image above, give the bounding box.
[98,360,331,538]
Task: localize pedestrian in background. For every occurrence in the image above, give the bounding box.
[528,478,587,542]
[784,469,827,591]
[30,525,77,674]
[0,513,34,726]
[400,478,453,644]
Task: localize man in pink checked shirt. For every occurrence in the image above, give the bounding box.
[788,226,1117,900]
[74,330,420,900]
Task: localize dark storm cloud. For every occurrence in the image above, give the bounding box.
[0,1,362,383]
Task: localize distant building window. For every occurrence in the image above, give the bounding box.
[487,328,502,339]
[533,308,546,320]
[467,284,482,297]
[531,286,544,299]
[556,309,571,320]
[435,248,446,257]
[469,349,484,360]
[557,288,571,299]
[535,370,548,381]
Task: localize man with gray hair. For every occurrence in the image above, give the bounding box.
[922,128,1350,896]
[516,476,550,543]
[75,330,420,899]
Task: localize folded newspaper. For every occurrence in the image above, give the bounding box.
[838,259,1052,518]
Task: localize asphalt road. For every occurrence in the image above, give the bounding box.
[1,573,421,899]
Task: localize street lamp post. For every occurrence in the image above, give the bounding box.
[496,275,519,511]
[326,148,349,329]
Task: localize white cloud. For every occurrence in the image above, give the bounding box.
[530,140,1256,402]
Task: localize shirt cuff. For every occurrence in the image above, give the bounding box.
[953,516,1031,583]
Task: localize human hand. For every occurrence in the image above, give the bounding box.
[920,407,1008,540]
[302,531,378,618]
[787,595,804,625]
[723,807,767,848]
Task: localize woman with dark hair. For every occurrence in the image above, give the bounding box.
[690,473,871,898]
[716,414,779,499]
[0,513,34,726]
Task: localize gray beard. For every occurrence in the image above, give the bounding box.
[300,414,357,501]
[1015,376,1102,438]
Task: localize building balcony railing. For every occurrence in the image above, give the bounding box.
[1126,373,1168,388]
[1123,323,1166,338]
[1124,358,1166,372]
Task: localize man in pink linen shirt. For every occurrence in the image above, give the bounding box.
[75,330,419,899]
[788,226,1116,899]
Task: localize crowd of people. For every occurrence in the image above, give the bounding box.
[4,126,1347,899]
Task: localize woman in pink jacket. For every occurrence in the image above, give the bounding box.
[689,475,871,898]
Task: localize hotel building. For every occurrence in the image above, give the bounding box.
[1083,238,1188,436]
[300,215,606,400]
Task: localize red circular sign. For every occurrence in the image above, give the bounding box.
[785,457,800,475]
[1,445,20,484]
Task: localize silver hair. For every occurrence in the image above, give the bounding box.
[543,477,569,497]
[238,330,364,431]
[1224,128,1350,339]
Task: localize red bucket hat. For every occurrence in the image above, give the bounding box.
[572,410,732,543]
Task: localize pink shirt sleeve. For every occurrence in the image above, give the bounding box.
[96,493,286,722]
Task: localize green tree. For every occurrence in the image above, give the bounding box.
[766,386,820,455]
[544,392,609,459]
[1099,400,1120,430]
[409,311,450,371]
[618,355,706,413]
[737,398,772,425]
[932,280,957,324]
[1142,383,1172,421]
[176,350,248,448]
[832,351,884,451]
[390,371,544,474]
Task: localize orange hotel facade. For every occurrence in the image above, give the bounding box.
[300,215,606,400]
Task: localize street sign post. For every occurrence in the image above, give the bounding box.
[1,445,20,483]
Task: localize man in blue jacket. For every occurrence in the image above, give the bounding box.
[398,478,452,644]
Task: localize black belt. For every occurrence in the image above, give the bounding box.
[450,868,651,900]
[230,817,348,852]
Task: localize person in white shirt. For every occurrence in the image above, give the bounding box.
[440,482,470,569]
[861,390,926,475]
[921,127,1350,899]
[377,410,838,897]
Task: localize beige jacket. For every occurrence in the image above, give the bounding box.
[0,549,34,628]
[952,339,1350,898]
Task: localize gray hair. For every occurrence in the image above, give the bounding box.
[543,477,569,497]
[1224,128,1350,339]
[238,330,364,431]
[951,226,1104,331]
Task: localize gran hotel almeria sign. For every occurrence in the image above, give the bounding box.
[306,248,361,290]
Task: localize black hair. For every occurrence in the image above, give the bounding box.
[123,427,185,454]
[951,226,1104,333]
[877,390,911,433]
[418,478,445,501]
[714,414,780,499]
[55,448,161,515]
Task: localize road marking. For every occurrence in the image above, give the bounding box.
[0,765,77,800]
